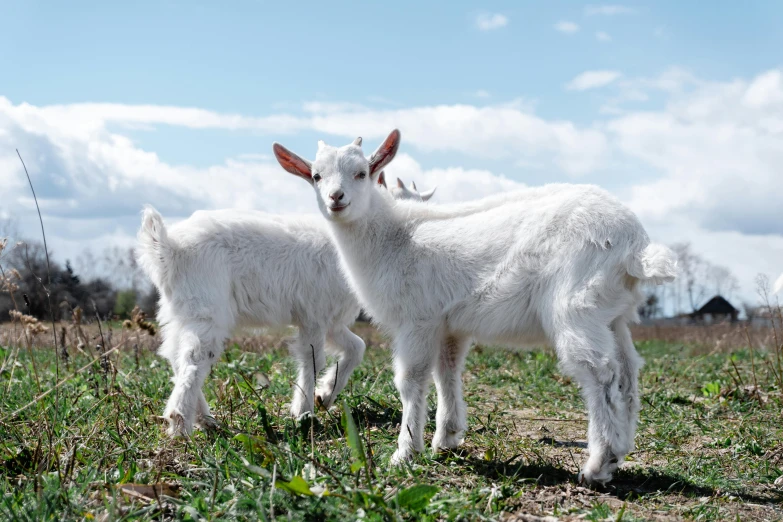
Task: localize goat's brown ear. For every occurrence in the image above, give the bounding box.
[369,129,401,178]
[273,143,312,183]
[377,171,387,188]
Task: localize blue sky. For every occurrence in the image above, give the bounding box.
[1,1,783,310]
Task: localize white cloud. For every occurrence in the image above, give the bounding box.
[554,21,579,34]
[0,97,309,142]
[474,90,491,99]
[297,103,608,177]
[742,70,783,108]
[566,70,622,91]
[603,68,783,244]
[585,5,635,16]
[302,101,369,114]
[382,153,525,204]
[476,13,508,31]
[596,31,612,42]
[0,98,320,262]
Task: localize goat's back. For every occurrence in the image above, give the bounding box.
[156,209,359,330]
[335,184,653,338]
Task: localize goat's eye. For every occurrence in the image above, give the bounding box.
[356,172,366,180]
[313,173,322,182]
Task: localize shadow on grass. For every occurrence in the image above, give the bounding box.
[537,436,587,449]
[351,398,402,428]
[610,467,782,505]
[441,448,781,507]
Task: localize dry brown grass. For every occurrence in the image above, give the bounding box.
[631,323,780,353]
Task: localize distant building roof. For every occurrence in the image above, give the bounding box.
[692,295,738,317]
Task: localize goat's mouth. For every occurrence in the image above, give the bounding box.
[328,202,350,213]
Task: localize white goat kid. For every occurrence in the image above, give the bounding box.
[273,130,677,485]
[378,172,436,202]
[137,166,432,437]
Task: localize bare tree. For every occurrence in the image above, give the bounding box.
[75,248,98,282]
[708,264,739,299]
[664,242,743,314]
[98,245,145,290]
[0,215,18,243]
[743,302,759,323]
[671,242,710,313]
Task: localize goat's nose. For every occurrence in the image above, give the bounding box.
[329,190,345,202]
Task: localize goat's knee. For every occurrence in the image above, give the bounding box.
[289,333,327,418]
[316,329,364,409]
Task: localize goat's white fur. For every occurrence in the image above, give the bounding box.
[774,273,783,295]
[137,179,432,437]
[273,130,678,485]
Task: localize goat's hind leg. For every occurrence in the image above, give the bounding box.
[315,325,366,409]
[555,321,628,486]
[612,317,643,456]
[163,324,222,437]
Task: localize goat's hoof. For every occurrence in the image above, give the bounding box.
[432,431,464,452]
[314,389,335,410]
[390,448,415,466]
[294,411,321,436]
[578,465,614,488]
[165,412,191,438]
[195,414,219,431]
[295,411,316,422]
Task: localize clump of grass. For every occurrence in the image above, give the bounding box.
[8,310,47,337]
[123,306,157,337]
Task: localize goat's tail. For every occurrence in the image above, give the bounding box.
[627,243,678,284]
[137,205,174,290]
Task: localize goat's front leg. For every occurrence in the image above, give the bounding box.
[390,330,438,465]
[288,326,326,418]
[432,335,470,452]
[316,325,366,409]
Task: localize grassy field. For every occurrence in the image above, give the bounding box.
[0,322,781,521]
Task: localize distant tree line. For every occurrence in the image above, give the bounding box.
[0,234,157,323]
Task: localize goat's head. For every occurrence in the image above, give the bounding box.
[388,177,436,202]
[273,129,401,222]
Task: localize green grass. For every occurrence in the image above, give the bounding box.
[0,327,781,521]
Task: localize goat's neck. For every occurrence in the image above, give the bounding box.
[329,191,406,269]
